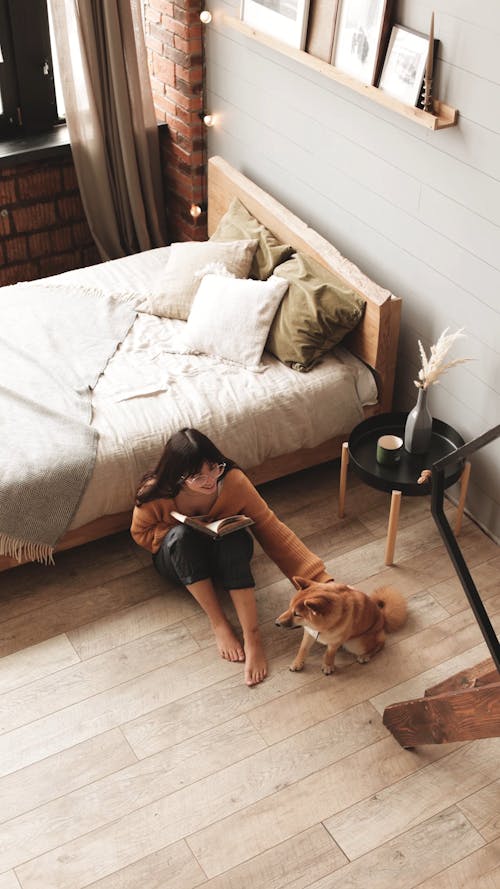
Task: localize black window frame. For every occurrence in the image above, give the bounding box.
[0,0,60,139]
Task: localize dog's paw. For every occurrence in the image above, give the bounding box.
[356,654,371,664]
[289,661,304,672]
[322,664,335,675]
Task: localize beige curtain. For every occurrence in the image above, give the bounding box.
[50,0,167,260]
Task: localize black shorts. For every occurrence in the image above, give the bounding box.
[153,523,255,590]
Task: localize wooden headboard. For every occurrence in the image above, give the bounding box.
[208,155,401,413]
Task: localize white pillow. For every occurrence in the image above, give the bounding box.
[148,239,258,320]
[183,273,289,367]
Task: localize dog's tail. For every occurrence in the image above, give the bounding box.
[370,587,408,632]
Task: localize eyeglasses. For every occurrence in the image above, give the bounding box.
[181,462,226,487]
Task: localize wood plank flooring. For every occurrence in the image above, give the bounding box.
[1,462,499,889]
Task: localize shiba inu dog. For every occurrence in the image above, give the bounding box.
[275,576,408,675]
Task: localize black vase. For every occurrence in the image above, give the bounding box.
[404,387,432,454]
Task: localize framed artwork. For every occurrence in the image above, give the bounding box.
[332,0,392,86]
[379,25,430,106]
[241,0,311,50]
[306,0,339,62]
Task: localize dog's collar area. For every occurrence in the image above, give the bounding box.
[304,625,320,642]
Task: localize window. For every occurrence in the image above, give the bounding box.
[0,0,63,138]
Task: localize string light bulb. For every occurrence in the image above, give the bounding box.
[190,203,202,219]
[203,113,214,127]
[200,10,212,24]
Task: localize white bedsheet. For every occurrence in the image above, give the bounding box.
[44,249,378,530]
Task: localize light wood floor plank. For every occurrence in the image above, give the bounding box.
[80,840,205,889]
[186,737,453,877]
[0,873,21,889]
[412,837,500,889]
[458,779,500,842]
[0,635,79,695]
[0,729,136,825]
[0,623,199,734]
[1,533,142,614]
[196,824,347,889]
[0,716,264,873]
[0,566,168,657]
[297,808,484,889]
[121,647,320,759]
[323,738,500,859]
[0,647,238,778]
[67,591,199,660]
[428,555,500,615]
[13,703,386,888]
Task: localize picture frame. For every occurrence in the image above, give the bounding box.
[306,0,339,62]
[379,25,431,107]
[241,0,311,50]
[332,0,392,86]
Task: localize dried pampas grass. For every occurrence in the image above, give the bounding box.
[414,328,471,389]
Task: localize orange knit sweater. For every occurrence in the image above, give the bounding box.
[130,468,332,583]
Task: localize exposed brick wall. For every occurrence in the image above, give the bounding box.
[143,0,207,242]
[0,158,99,287]
[0,6,205,287]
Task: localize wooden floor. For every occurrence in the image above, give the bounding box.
[1,462,499,889]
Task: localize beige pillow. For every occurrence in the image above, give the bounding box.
[266,253,366,371]
[210,197,294,280]
[183,273,289,367]
[148,239,258,320]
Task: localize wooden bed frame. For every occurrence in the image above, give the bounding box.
[2,156,401,572]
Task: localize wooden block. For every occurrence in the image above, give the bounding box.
[370,643,489,716]
[383,682,500,746]
[424,658,498,696]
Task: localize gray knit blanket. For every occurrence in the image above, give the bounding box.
[0,283,136,564]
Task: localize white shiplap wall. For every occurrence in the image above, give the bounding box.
[205,0,500,541]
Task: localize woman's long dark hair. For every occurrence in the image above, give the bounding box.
[135,428,235,505]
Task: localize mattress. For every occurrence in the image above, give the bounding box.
[44,250,378,530]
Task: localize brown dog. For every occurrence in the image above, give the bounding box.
[275,576,408,675]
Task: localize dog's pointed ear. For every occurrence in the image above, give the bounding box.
[304,595,330,615]
[292,575,310,590]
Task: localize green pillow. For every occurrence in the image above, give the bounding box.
[210,197,293,280]
[266,253,366,372]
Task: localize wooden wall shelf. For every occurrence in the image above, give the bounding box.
[223,16,458,131]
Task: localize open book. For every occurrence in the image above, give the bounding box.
[170,511,254,539]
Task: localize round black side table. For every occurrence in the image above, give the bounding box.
[338,412,471,565]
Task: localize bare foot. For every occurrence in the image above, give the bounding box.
[244,633,267,686]
[212,619,245,662]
